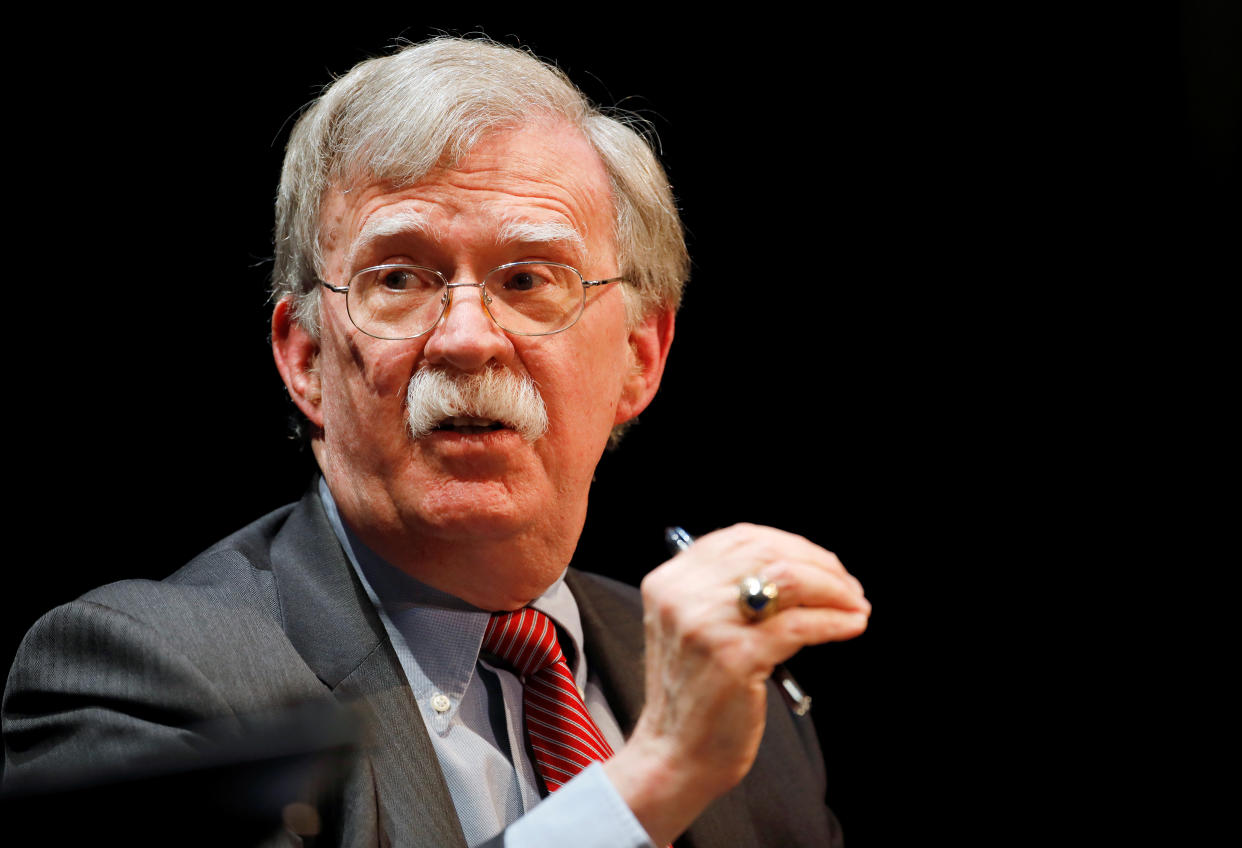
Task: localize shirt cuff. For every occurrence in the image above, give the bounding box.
[504,762,655,848]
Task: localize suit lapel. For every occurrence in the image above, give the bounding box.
[565,569,646,734]
[269,490,468,848]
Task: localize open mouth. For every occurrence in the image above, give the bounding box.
[433,416,511,434]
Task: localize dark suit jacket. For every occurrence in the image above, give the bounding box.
[2,489,840,847]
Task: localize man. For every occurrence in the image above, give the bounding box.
[3,37,870,846]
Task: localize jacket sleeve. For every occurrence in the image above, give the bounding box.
[2,596,234,786]
[2,584,346,847]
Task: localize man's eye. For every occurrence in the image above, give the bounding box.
[379,269,414,290]
[504,271,545,292]
[374,267,438,291]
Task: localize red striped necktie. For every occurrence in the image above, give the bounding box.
[483,608,615,793]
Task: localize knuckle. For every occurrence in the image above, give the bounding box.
[640,567,673,600]
[640,576,683,629]
[653,596,681,629]
[779,613,811,643]
[760,559,793,586]
[726,639,763,671]
[682,618,717,652]
[717,522,761,544]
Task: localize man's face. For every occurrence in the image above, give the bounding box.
[274,121,669,608]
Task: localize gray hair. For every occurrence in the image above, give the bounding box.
[272,37,688,335]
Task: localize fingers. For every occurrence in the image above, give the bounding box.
[652,523,868,616]
[754,605,871,666]
[639,522,871,685]
[759,557,870,615]
[689,524,857,585]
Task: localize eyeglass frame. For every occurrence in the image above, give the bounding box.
[317,260,625,340]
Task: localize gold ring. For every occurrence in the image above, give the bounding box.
[737,575,778,622]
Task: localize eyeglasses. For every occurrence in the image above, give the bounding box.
[318,262,624,340]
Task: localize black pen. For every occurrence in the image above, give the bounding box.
[664,527,812,717]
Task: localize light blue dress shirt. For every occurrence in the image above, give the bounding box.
[319,480,654,848]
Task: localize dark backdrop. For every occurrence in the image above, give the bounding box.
[3,9,1237,845]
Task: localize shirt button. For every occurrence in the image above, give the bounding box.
[430,693,451,713]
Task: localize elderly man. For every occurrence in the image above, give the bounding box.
[3,38,869,847]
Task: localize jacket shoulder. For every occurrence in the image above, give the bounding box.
[2,499,331,789]
[49,500,302,634]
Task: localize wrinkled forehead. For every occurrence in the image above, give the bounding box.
[351,208,588,265]
[319,122,617,274]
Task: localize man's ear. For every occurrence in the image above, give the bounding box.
[615,307,675,426]
[271,296,324,429]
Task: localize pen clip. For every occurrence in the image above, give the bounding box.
[664,526,695,553]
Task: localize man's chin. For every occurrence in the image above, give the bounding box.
[409,484,541,540]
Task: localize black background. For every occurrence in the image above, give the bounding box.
[3,7,1237,844]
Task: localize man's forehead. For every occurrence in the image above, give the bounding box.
[323,122,614,262]
[350,207,588,248]
[339,204,592,269]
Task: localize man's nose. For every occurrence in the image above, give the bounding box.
[421,281,512,371]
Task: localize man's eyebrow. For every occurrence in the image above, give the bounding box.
[494,219,586,260]
[346,210,443,268]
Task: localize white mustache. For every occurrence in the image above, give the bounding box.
[406,367,548,442]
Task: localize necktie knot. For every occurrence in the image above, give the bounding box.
[482,608,564,678]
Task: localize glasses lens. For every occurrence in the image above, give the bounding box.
[347,265,446,339]
[484,262,584,335]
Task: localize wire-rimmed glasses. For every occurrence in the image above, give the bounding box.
[318,261,624,340]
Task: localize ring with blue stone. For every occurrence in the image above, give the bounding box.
[737,575,779,622]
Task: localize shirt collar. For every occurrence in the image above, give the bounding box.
[317,478,590,694]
